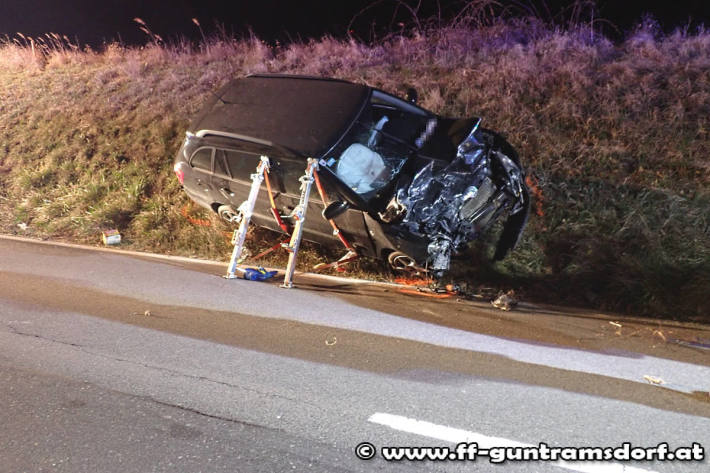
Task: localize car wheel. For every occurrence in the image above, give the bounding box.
[217,205,240,224]
[387,251,417,271]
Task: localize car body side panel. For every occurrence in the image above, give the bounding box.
[362,213,428,262]
[175,75,529,275]
[209,174,274,229]
[329,210,377,257]
[185,156,220,210]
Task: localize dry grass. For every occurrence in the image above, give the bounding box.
[0,15,708,321]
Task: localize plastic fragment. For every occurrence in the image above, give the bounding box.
[491,290,518,311]
[643,375,665,385]
[243,267,278,281]
[102,229,121,245]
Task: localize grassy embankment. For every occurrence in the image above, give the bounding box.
[0,20,708,321]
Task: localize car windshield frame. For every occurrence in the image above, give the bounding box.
[319,89,433,208]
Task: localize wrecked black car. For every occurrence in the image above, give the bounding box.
[174,74,529,276]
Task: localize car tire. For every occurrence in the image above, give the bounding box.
[217,205,240,224]
[387,251,417,271]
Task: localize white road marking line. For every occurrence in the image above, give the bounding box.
[369,413,658,473]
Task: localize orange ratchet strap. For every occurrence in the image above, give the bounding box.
[264,168,291,233]
[312,169,359,270]
[313,169,357,252]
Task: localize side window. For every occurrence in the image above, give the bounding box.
[223,149,263,182]
[190,147,213,171]
[214,149,230,177]
[277,159,311,196]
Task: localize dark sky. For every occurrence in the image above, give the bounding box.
[2,0,710,46]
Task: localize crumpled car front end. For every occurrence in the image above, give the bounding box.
[381,121,530,277]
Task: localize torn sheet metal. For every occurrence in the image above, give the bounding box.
[394,125,527,276]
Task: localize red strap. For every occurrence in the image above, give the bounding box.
[313,169,357,253]
[264,169,291,233]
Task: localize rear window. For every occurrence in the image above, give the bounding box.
[190,147,213,170]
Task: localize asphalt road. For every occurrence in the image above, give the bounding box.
[1,235,709,472]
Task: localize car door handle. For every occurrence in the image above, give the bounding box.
[220,187,235,198]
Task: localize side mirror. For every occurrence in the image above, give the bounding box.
[405,87,418,103]
[322,200,350,220]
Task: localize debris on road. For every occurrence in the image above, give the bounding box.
[101,229,121,245]
[643,375,665,385]
[242,267,278,281]
[325,336,337,346]
[670,338,710,350]
[17,222,28,231]
[398,288,453,299]
[492,290,518,311]
[609,321,623,336]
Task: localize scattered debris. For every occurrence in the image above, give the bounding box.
[242,267,278,281]
[608,321,623,336]
[17,222,28,231]
[101,229,121,245]
[491,290,518,311]
[325,336,337,346]
[643,375,665,385]
[144,310,152,317]
[398,288,453,299]
[445,284,460,294]
[652,330,667,342]
[670,338,710,350]
[394,277,430,287]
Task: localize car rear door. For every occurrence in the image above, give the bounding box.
[268,158,335,242]
[187,146,220,204]
[211,148,274,229]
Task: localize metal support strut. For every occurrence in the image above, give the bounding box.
[224,156,270,279]
[281,158,318,288]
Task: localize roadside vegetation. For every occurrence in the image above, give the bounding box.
[0,4,708,322]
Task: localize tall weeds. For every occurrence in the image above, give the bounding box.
[0,11,708,321]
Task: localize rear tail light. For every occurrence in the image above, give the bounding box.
[174,162,185,184]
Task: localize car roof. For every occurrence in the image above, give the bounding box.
[188,75,370,159]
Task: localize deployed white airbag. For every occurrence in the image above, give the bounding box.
[336,143,387,193]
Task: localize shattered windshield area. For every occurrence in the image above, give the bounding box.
[322,90,431,199]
